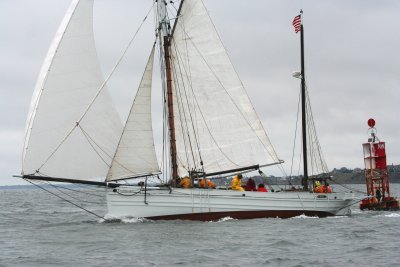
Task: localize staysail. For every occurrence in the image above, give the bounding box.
[22,0,123,181]
[169,0,281,176]
[106,46,160,181]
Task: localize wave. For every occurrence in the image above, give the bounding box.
[214,216,236,223]
[291,214,318,219]
[100,215,151,224]
[376,212,400,218]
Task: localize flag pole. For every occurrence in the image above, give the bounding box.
[299,10,309,190]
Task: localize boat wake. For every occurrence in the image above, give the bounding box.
[291,214,318,219]
[379,212,400,218]
[208,216,237,223]
[100,215,151,224]
[217,216,236,222]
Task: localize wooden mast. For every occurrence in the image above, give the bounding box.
[300,10,309,190]
[158,0,183,186]
[163,36,178,184]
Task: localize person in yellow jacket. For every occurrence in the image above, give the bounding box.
[179,176,191,189]
[231,174,244,191]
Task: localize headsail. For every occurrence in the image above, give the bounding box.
[106,46,160,181]
[169,0,281,176]
[22,0,123,181]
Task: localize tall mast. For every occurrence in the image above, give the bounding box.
[299,10,308,190]
[157,0,178,184]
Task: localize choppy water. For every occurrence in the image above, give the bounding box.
[1,184,400,267]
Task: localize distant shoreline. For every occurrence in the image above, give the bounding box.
[3,165,400,189]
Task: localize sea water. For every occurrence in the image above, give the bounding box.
[1,184,400,267]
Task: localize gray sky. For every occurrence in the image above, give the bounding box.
[1,0,399,185]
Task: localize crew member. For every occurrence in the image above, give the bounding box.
[199,178,216,189]
[324,182,333,193]
[245,178,257,191]
[231,174,244,191]
[257,183,268,192]
[179,176,191,189]
[313,181,324,193]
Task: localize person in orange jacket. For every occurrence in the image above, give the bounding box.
[313,180,324,193]
[179,176,191,189]
[231,174,244,191]
[199,178,216,189]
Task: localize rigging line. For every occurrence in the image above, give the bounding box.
[173,24,280,164]
[170,1,204,164]
[80,122,159,178]
[305,92,318,174]
[290,86,302,178]
[307,113,315,175]
[104,43,160,178]
[162,97,169,181]
[177,154,191,173]
[75,3,155,125]
[305,83,328,173]
[37,3,154,172]
[304,95,317,175]
[167,0,179,13]
[305,82,326,171]
[158,41,167,179]
[179,8,203,156]
[185,0,281,162]
[170,59,195,169]
[46,182,105,198]
[330,177,367,195]
[23,178,104,220]
[44,181,105,204]
[79,126,111,168]
[305,102,315,174]
[171,39,204,168]
[158,37,172,182]
[158,8,198,173]
[298,132,303,176]
[170,44,200,169]
[170,39,241,168]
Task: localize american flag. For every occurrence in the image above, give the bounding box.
[292,14,301,33]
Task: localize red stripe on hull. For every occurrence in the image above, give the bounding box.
[147,210,333,221]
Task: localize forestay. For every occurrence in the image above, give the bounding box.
[22,0,123,181]
[106,46,160,181]
[170,0,281,176]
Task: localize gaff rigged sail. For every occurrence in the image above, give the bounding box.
[169,0,281,176]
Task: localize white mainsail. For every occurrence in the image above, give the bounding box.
[22,0,123,181]
[169,0,280,176]
[106,46,159,181]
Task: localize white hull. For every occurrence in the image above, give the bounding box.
[106,186,354,220]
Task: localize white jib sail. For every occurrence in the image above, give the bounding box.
[22,0,123,181]
[106,46,159,181]
[170,0,281,176]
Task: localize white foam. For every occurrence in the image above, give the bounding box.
[292,214,318,219]
[384,213,400,218]
[100,214,150,223]
[208,216,236,223]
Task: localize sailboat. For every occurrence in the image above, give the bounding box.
[18,0,355,220]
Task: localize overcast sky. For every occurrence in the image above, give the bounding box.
[1,0,399,185]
